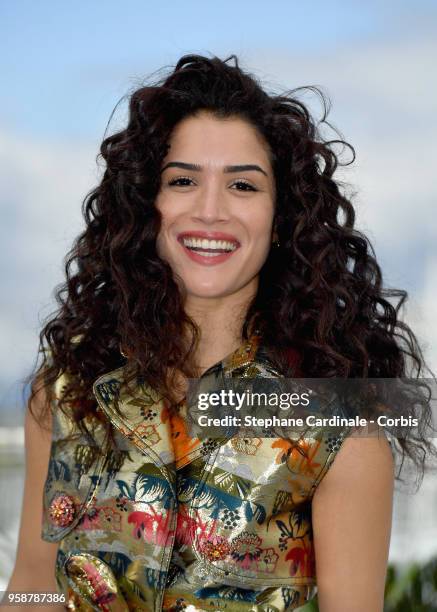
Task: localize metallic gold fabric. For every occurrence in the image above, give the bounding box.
[41,335,347,611]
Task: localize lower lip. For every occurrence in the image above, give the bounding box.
[178,241,239,266]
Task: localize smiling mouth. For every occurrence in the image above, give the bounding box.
[177,235,240,265]
[180,236,239,255]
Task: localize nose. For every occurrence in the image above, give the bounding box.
[190,181,230,224]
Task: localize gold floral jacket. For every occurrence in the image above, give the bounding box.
[41,335,347,611]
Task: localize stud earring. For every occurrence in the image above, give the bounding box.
[272,225,280,248]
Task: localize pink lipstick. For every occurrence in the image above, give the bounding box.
[177,231,240,266]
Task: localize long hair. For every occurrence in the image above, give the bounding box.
[25,53,436,483]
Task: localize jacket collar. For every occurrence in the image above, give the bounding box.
[91,332,277,474]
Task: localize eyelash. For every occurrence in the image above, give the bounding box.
[167,175,258,192]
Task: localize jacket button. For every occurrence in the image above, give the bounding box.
[49,493,75,527]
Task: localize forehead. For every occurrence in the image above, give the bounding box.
[165,112,272,165]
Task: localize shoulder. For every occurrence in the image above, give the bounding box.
[312,426,395,544]
[314,427,394,492]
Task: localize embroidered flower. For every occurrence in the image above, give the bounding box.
[257,548,279,573]
[285,543,315,577]
[77,505,101,530]
[230,437,262,455]
[49,493,75,527]
[200,535,231,561]
[230,532,262,568]
[128,507,173,545]
[271,438,321,477]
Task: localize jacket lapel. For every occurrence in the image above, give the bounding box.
[91,333,277,474]
[92,365,177,488]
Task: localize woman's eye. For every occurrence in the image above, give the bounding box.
[167,177,257,191]
[231,180,257,192]
[168,176,193,186]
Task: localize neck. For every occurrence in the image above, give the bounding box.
[183,282,258,374]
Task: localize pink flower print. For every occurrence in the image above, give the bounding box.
[128,507,173,545]
[175,504,197,546]
[285,547,305,576]
[176,505,218,548]
[256,547,279,573]
[230,532,262,570]
[285,541,315,577]
[200,535,231,562]
[48,493,76,527]
[77,505,101,531]
[192,512,218,550]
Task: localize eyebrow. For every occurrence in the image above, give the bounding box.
[160,161,268,177]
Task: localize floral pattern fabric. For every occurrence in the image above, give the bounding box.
[41,334,348,611]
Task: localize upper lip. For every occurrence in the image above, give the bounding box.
[177,230,240,245]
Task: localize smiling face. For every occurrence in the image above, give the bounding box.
[155,111,276,305]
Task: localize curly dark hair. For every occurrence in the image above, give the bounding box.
[25,52,436,484]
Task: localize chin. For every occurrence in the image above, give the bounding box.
[182,281,237,299]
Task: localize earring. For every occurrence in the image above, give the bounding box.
[272,224,280,248]
[119,343,128,358]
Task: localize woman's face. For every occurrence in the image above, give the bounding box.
[155,111,276,302]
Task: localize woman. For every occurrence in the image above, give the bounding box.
[6,54,435,611]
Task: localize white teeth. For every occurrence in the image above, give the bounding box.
[181,237,238,251]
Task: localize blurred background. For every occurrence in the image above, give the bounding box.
[1,0,436,607]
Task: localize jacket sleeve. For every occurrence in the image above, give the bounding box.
[40,362,108,542]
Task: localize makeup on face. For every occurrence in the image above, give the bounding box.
[176,230,241,267]
[154,112,275,299]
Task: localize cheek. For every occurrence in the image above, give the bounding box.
[247,209,274,241]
